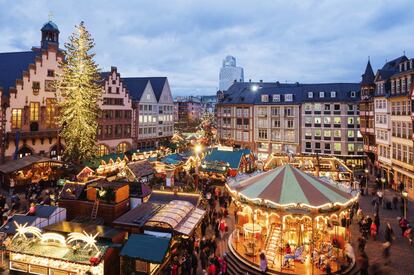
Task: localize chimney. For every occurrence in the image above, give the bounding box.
[249,79,252,83]
[259,80,263,83]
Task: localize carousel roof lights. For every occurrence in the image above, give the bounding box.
[227,164,358,210]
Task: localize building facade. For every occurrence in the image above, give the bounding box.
[388,58,414,193]
[216,82,363,165]
[301,85,363,168]
[97,67,133,156]
[122,77,174,150]
[219,56,244,91]
[0,21,174,160]
[174,96,203,124]
[359,60,377,175]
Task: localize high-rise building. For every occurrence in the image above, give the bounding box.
[219,56,244,91]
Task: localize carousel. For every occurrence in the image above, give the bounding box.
[227,164,358,274]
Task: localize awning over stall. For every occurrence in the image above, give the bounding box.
[0,155,62,174]
[120,234,171,264]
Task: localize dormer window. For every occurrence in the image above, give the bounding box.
[330,91,336,98]
[319,92,324,98]
[272,94,280,102]
[261,94,269,102]
[308,92,313,98]
[350,91,356,98]
[285,94,293,102]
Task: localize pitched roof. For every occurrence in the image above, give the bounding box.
[122,77,167,101]
[0,51,38,96]
[220,82,360,105]
[127,160,156,178]
[361,60,375,85]
[0,155,61,174]
[120,234,171,263]
[228,164,354,208]
[0,215,39,235]
[203,148,251,169]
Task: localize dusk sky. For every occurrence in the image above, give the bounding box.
[1,0,414,96]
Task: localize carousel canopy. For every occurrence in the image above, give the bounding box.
[228,164,353,208]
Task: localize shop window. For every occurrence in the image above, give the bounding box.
[97,144,109,156]
[117,142,128,153]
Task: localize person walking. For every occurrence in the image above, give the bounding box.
[191,251,198,275]
[384,222,395,244]
[370,221,377,240]
[399,217,408,236]
[259,251,268,274]
[404,225,413,246]
[374,213,381,238]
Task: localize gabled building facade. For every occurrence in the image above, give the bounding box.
[97,67,133,156]
[359,60,376,175]
[122,77,174,150]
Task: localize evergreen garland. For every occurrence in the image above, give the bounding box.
[55,22,102,163]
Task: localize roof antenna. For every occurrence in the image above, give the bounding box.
[48,11,53,21]
[403,50,406,56]
[368,55,370,62]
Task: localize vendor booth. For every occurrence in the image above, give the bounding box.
[227,164,358,274]
[0,155,63,191]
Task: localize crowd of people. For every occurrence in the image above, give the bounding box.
[164,184,231,275]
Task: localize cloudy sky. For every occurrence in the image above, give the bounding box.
[1,0,413,96]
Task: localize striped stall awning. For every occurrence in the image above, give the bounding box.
[229,164,354,208]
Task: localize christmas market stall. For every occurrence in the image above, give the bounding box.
[59,179,130,223]
[226,164,358,274]
[120,233,171,275]
[5,221,126,275]
[0,155,64,192]
[200,147,254,182]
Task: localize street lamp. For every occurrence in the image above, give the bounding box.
[402,190,408,219]
[381,177,386,191]
[364,169,369,195]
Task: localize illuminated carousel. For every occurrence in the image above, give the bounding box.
[226,164,358,274]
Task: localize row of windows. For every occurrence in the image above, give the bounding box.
[392,142,414,164]
[98,124,131,137]
[304,116,359,125]
[375,114,387,124]
[107,86,120,94]
[261,94,293,103]
[391,121,413,139]
[138,126,173,135]
[139,105,173,112]
[376,129,389,141]
[11,100,57,129]
[305,142,361,152]
[258,107,295,116]
[391,76,412,95]
[375,98,387,109]
[304,129,362,138]
[378,145,391,159]
[101,110,132,119]
[97,142,130,156]
[391,100,411,116]
[102,97,124,105]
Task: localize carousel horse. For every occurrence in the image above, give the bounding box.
[283,245,305,267]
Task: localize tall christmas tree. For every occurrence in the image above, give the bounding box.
[56,22,101,163]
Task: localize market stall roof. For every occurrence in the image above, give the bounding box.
[146,200,206,236]
[120,234,171,264]
[228,164,354,208]
[113,202,163,227]
[127,160,156,178]
[203,148,251,169]
[0,155,63,174]
[59,182,87,200]
[83,152,128,169]
[0,215,39,235]
[43,221,124,241]
[149,190,200,206]
[88,180,129,190]
[161,153,185,165]
[33,205,60,218]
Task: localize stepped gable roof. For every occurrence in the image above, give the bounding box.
[361,60,375,85]
[220,81,360,105]
[0,51,39,96]
[228,164,353,208]
[122,77,167,101]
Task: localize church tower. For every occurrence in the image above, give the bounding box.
[41,20,59,49]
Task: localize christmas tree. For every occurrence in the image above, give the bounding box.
[56,22,101,163]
